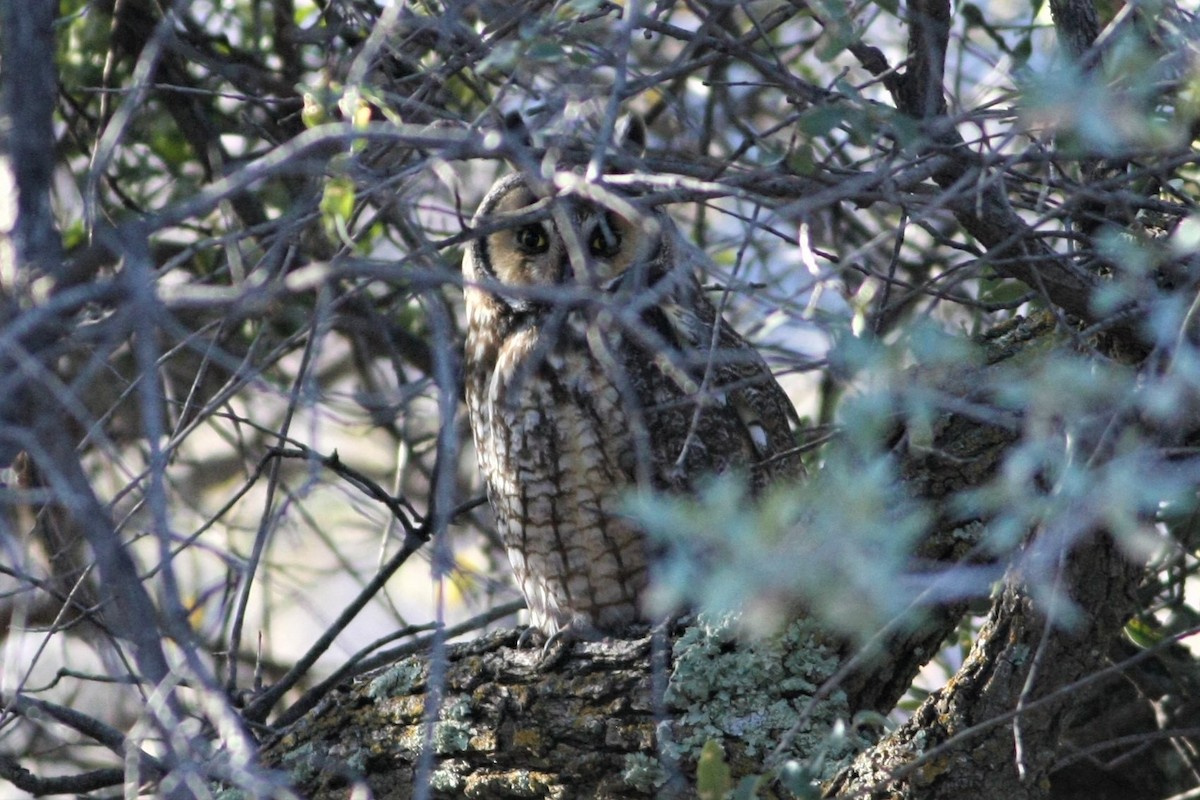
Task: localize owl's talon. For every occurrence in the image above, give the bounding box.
[536,619,599,669]
[516,625,547,650]
[538,631,574,670]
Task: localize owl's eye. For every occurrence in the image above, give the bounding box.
[515,224,550,254]
[588,220,622,258]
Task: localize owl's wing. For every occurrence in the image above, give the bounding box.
[613,234,804,494]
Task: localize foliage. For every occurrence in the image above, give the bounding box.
[0,0,1199,797]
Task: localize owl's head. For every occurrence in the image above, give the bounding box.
[462,173,670,312]
[463,114,673,317]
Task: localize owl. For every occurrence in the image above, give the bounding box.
[463,167,803,639]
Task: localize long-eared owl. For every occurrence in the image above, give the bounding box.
[463,143,803,637]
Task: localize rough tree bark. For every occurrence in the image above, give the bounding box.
[827,534,1143,800]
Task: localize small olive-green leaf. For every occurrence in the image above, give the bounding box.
[320,176,356,244]
[527,40,565,61]
[796,106,845,138]
[697,739,732,800]
[1124,616,1164,649]
[301,92,327,128]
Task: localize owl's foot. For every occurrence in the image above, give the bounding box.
[533,617,606,669]
[538,629,575,670]
[511,623,577,668]
[515,625,547,650]
[516,616,647,667]
[513,624,578,665]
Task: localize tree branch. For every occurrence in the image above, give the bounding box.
[0,0,62,277]
[1048,0,1101,63]
[0,759,125,796]
[899,0,951,119]
[826,531,1142,799]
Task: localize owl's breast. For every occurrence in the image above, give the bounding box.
[463,316,648,635]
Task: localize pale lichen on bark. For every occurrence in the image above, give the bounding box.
[261,616,865,798]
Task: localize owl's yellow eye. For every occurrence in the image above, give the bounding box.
[515,224,550,254]
[588,223,621,258]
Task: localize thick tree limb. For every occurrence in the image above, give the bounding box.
[898,0,951,119]
[1048,0,1101,63]
[0,0,62,279]
[825,532,1142,800]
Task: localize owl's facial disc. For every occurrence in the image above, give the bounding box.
[479,181,642,296]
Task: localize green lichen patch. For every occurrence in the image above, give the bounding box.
[380,697,479,757]
[433,716,474,755]
[429,758,466,792]
[622,751,667,793]
[278,740,320,784]
[656,614,868,791]
[464,768,563,798]
[369,658,427,699]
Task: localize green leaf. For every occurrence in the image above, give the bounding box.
[697,739,732,800]
[796,106,845,138]
[477,41,519,76]
[812,0,857,63]
[1124,616,1164,649]
[320,176,356,246]
[527,40,565,61]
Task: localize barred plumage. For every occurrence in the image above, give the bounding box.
[463,171,802,637]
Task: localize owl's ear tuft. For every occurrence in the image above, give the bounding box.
[502,110,533,148]
[614,113,646,157]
